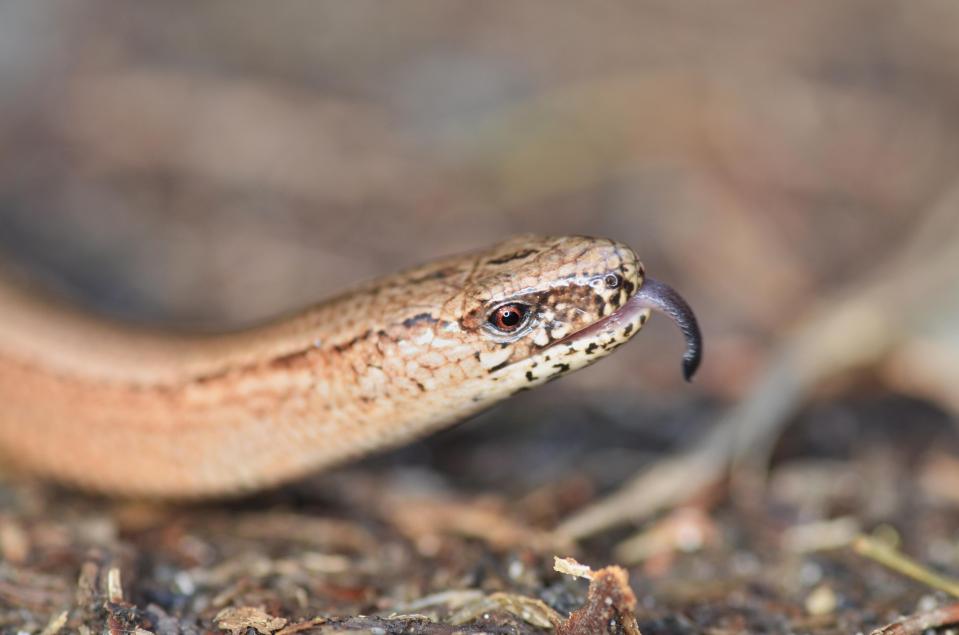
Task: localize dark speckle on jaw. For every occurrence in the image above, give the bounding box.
[552,363,570,373]
[525,370,536,382]
[487,360,510,373]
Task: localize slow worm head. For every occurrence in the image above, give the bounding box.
[0,235,701,497]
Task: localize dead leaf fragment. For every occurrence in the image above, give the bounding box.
[554,556,594,580]
[449,591,563,628]
[215,606,288,635]
[554,557,642,635]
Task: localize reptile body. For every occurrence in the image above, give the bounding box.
[0,235,700,497]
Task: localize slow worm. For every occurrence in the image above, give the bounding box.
[0,235,701,497]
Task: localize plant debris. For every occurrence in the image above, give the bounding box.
[215,606,288,635]
[553,558,642,635]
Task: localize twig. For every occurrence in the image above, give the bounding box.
[853,534,959,598]
[870,603,959,635]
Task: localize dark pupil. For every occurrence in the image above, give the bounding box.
[499,308,521,327]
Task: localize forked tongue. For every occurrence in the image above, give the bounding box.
[631,278,702,381]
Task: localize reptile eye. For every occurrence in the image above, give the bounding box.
[489,303,529,333]
[604,274,621,289]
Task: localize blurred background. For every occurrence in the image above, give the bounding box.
[5,1,958,399]
[4,2,959,631]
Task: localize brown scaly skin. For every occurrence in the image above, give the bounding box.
[0,235,699,497]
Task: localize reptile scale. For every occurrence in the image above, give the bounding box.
[0,235,701,497]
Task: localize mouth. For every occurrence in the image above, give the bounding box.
[559,296,650,347]
[559,277,703,381]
